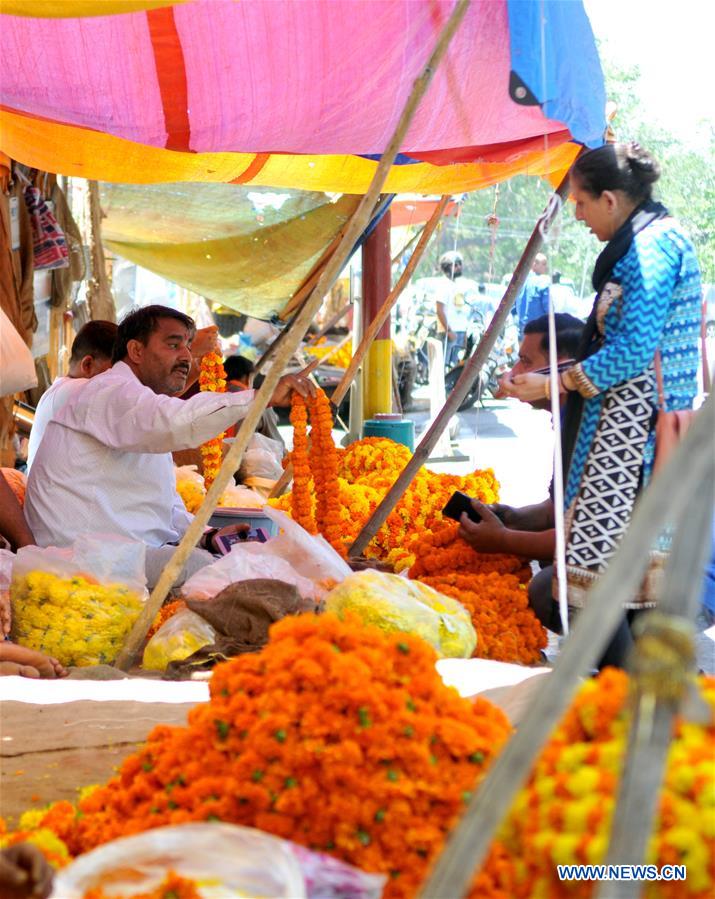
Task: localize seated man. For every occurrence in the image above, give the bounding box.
[27,320,117,470]
[458,312,583,562]
[25,305,314,588]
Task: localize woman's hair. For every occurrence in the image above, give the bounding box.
[572,142,661,203]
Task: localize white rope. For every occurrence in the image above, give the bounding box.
[539,0,569,635]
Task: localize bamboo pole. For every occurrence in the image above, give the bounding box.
[308,302,353,344]
[332,195,450,409]
[597,475,714,899]
[418,395,715,898]
[391,222,426,266]
[349,169,573,557]
[86,181,116,322]
[253,311,303,375]
[115,0,472,670]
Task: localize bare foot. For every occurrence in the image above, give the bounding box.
[0,661,40,678]
[0,644,68,678]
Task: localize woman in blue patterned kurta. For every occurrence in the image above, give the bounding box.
[506,143,701,651]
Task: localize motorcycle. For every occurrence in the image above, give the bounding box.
[443,311,518,412]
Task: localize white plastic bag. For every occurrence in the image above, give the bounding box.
[218,483,265,508]
[142,608,216,671]
[12,534,146,593]
[256,507,352,585]
[181,542,318,602]
[51,823,306,898]
[0,307,37,397]
[10,535,147,666]
[238,432,284,481]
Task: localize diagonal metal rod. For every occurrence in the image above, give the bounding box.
[418,394,714,897]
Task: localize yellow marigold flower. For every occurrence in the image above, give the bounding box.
[18,809,45,831]
[566,767,600,798]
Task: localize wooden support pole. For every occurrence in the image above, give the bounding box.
[115,0,472,670]
[332,195,450,409]
[308,302,353,345]
[349,171,572,557]
[391,223,426,267]
[597,475,714,899]
[86,181,115,322]
[253,310,304,375]
[418,395,714,898]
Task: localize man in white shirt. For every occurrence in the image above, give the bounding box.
[25,305,314,587]
[435,251,478,367]
[27,320,118,470]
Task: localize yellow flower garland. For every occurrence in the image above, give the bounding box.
[198,351,227,488]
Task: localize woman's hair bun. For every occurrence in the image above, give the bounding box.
[625,142,661,184]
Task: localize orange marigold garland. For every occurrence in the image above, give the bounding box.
[198,351,227,488]
[7,671,714,899]
[420,572,546,665]
[408,523,545,665]
[279,433,504,566]
[289,394,316,534]
[290,390,343,552]
[67,614,511,899]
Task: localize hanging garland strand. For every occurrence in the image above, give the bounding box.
[290,389,343,554]
[289,394,316,534]
[198,351,227,488]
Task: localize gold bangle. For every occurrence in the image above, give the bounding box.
[544,377,551,400]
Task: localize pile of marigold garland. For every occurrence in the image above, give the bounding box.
[272,402,545,663]
[2,614,511,899]
[474,669,715,899]
[6,659,713,899]
[272,402,501,568]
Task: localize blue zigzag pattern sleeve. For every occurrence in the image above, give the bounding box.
[579,229,680,393]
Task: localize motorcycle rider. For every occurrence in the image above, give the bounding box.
[436,250,480,367]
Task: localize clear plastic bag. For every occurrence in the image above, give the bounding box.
[182,507,351,603]
[142,608,216,672]
[10,535,147,667]
[257,507,352,587]
[51,822,306,898]
[238,432,284,481]
[325,570,477,658]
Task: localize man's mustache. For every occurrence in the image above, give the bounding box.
[172,364,190,375]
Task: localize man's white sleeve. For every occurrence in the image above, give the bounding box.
[59,379,256,453]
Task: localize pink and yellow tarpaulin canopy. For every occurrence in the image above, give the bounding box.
[0,0,605,194]
[100,183,360,317]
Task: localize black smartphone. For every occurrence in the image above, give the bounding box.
[442,491,482,524]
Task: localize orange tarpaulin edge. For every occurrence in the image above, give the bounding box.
[0,106,580,194]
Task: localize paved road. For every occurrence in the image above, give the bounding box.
[404,392,555,507]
